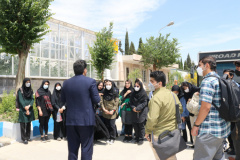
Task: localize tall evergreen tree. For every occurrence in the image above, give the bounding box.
[184,60,188,71]
[125,31,129,55]
[137,37,143,55]
[129,41,136,55]
[119,41,124,54]
[180,58,183,69]
[186,53,192,70]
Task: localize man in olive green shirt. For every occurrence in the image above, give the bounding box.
[145,71,183,160]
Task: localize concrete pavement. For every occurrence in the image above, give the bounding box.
[0,119,233,160]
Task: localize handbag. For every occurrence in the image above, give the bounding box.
[151,92,187,160]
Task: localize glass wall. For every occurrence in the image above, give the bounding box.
[0,20,97,79]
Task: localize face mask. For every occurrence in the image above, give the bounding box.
[176,93,179,96]
[56,86,61,91]
[235,70,240,77]
[184,88,189,93]
[106,85,111,90]
[196,67,203,76]
[25,83,31,88]
[43,85,48,89]
[134,87,140,92]
[148,82,156,92]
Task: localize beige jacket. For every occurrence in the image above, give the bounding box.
[186,92,199,116]
[100,97,119,119]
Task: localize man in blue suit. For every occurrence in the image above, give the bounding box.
[61,60,100,160]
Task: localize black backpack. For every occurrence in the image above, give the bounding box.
[207,74,240,122]
[16,88,23,109]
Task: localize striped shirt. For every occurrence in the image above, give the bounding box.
[198,72,231,138]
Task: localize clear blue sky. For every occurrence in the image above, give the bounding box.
[51,0,240,64]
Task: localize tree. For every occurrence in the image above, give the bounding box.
[119,41,124,54]
[186,53,192,71]
[89,22,115,81]
[125,31,129,55]
[128,69,142,83]
[137,37,143,55]
[179,58,183,70]
[0,0,53,94]
[183,60,188,71]
[129,41,136,55]
[185,72,198,86]
[140,33,180,71]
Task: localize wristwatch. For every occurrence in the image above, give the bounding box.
[194,122,200,127]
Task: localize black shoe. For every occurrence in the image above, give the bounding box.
[133,139,139,144]
[45,136,50,142]
[228,149,236,155]
[28,139,32,142]
[127,137,133,143]
[138,141,144,145]
[41,137,46,143]
[123,137,128,142]
[23,140,28,144]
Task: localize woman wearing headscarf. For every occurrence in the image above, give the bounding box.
[96,81,104,121]
[171,85,189,144]
[51,82,66,141]
[119,80,134,142]
[101,80,119,145]
[130,79,148,145]
[17,78,35,144]
[35,80,53,142]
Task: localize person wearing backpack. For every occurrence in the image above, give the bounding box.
[17,78,35,144]
[192,56,231,160]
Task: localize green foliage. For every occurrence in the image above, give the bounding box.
[129,41,136,55]
[0,0,54,55]
[128,69,142,83]
[166,71,184,89]
[137,37,143,55]
[89,22,115,81]
[140,33,180,70]
[119,41,124,54]
[185,72,197,86]
[125,31,129,55]
[0,90,38,123]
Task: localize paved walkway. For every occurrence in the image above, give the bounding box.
[0,120,233,160]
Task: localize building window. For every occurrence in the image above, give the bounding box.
[126,67,129,80]
[142,70,146,82]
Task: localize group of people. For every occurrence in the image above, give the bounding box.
[17,79,66,144]
[15,57,240,160]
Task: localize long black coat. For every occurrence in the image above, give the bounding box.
[182,82,200,102]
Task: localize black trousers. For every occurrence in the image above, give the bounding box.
[20,122,31,141]
[133,122,145,141]
[104,119,116,140]
[231,122,240,160]
[182,117,193,144]
[125,124,133,136]
[54,121,66,139]
[228,122,236,149]
[67,126,94,160]
[39,116,50,136]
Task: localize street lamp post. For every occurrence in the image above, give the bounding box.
[158,21,174,33]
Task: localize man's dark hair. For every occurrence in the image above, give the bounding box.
[199,56,216,71]
[234,60,240,67]
[150,71,166,87]
[181,82,189,87]
[73,60,87,75]
[223,69,235,77]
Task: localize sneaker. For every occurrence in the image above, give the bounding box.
[106,140,111,145]
[23,140,28,144]
[57,137,61,141]
[45,136,50,142]
[123,137,128,142]
[127,137,133,143]
[41,137,46,143]
[110,140,115,144]
[138,141,144,145]
[28,139,32,142]
[133,139,139,144]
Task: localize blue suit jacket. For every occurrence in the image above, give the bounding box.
[61,75,100,126]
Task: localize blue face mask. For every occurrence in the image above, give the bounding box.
[148,82,155,92]
[43,85,48,89]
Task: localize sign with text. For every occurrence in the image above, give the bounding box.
[199,50,240,62]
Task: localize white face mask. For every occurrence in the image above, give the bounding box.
[106,85,112,90]
[148,82,155,92]
[134,87,140,92]
[197,67,203,76]
[56,86,61,91]
[25,83,31,88]
[43,85,48,89]
[176,93,179,96]
[184,88,189,93]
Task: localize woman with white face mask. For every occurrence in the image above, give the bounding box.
[35,80,53,142]
[129,79,149,145]
[51,82,66,141]
[181,81,200,147]
[17,78,35,144]
[101,80,119,145]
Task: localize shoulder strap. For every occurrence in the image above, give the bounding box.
[171,92,181,125]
